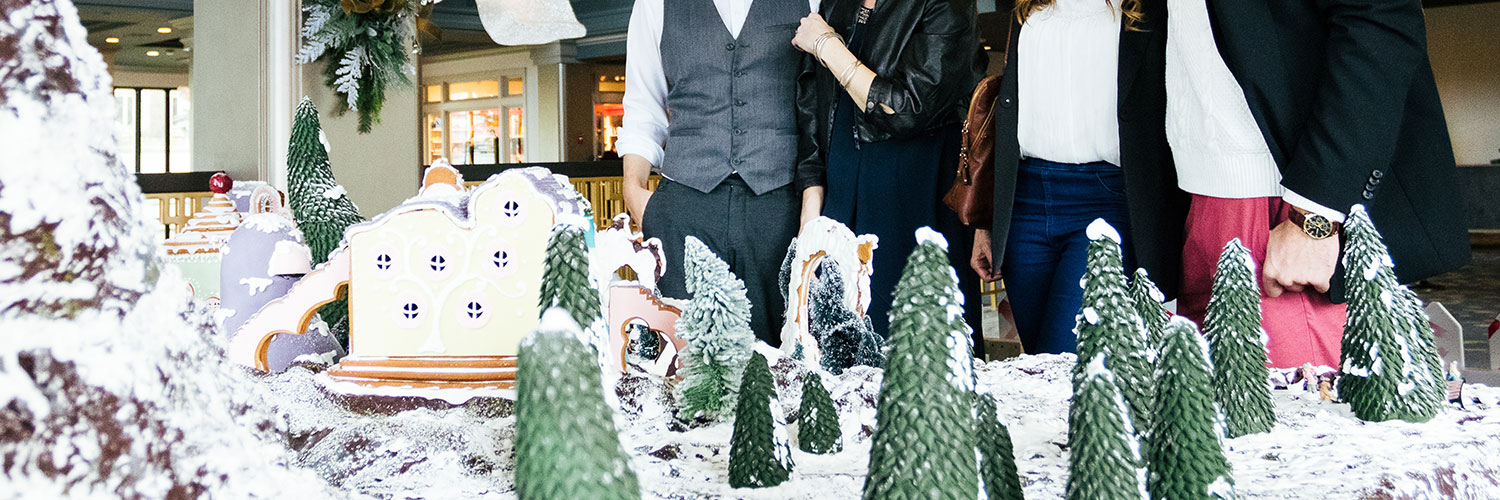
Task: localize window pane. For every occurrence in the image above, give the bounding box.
[448,80,500,101]
[113,88,137,172]
[448,109,500,165]
[168,88,191,172]
[506,78,524,96]
[139,89,167,174]
[426,113,445,164]
[507,107,525,163]
[425,84,443,103]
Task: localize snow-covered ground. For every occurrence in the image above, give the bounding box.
[249,351,1500,499]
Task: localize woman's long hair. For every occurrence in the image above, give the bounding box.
[1013,0,1143,30]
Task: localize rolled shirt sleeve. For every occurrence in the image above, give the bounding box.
[616,0,670,169]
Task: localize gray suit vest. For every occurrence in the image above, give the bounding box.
[659,0,808,195]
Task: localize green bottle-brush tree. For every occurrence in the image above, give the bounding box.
[1204,238,1275,438]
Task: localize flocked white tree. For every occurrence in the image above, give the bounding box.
[673,236,756,421]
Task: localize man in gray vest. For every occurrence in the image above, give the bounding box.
[617,0,823,345]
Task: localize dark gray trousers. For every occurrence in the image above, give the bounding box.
[641,176,798,346]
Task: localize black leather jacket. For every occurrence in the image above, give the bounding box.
[794,0,987,190]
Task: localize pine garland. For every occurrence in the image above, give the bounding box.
[515,309,641,500]
[673,236,755,422]
[862,232,978,500]
[797,373,842,454]
[1067,355,1149,500]
[1204,239,1276,438]
[1150,318,1237,500]
[977,393,1024,500]
[1337,206,1445,423]
[296,0,423,133]
[728,352,795,488]
[1074,220,1154,451]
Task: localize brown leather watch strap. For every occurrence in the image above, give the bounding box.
[1287,209,1342,239]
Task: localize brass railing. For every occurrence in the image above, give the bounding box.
[144,191,213,238]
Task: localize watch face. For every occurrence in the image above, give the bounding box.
[1303,214,1335,240]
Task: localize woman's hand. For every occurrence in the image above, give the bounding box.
[971,229,1001,283]
[792,14,836,56]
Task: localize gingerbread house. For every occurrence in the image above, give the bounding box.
[227,166,590,391]
[163,172,242,307]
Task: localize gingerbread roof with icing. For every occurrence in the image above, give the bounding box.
[164,193,242,255]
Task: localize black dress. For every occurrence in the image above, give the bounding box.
[821,7,979,338]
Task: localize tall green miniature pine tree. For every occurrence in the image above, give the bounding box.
[1129,268,1170,357]
[1204,239,1275,438]
[1395,284,1448,413]
[797,372,842,454]
[673,236,755,421]
[863,228,978,500]
[287,97,365,340]
[1150,318,1237,500]
[977,393,1024,500]
[1338,206,1445,423]
[1067,354,1149,500]
[539,225,601,332]
[1075,219,1154,447]
[515,308,641,500]
[728,352,795,488]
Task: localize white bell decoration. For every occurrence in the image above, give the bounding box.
[475,0,588,46]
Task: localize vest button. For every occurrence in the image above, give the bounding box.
[735,100,746,107]
[726,43,736,51]
[735,71,746,78]
[735,129,746,136]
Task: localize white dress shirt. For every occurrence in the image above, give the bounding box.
[616,0,821,169]
[1015,0,1122,167]
[1166,0,1344,221]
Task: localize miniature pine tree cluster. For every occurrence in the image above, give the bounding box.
[1129,268,1171,356]
[673,236,756,421]
[515,309,641,500]
[539,225,603,359]
[1075,219,1154,447]
[1204,239,1275,438]
[287,97,365,342]
[631,324,661,360]
[809,258,885,374]
[976,393,1024,500]
[863,228,978,500]
[1337,206,1445,423]
[1067,355,1149,500]
[1150,318,1237,500]
[797,373,842,454]
[728,352,795,488]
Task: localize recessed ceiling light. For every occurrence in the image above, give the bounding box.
[104,37,120,43]
[157,27,172,34]
[983,45,993,51]
[145,50,160,57]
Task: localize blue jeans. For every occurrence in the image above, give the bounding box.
[1001,159,1135,355]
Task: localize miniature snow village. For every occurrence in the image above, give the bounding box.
[8,2,1500,499]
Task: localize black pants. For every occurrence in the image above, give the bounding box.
[641,176,799,346]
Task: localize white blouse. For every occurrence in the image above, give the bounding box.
[1016,0,1122,167]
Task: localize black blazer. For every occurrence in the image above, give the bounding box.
[796,0,988,190]
[1208,0,1471,296]
[987,0,1189,299]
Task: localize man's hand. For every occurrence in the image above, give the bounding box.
[622,154,655,229]
[971,229,1001,283]
[1263,218,1339,297]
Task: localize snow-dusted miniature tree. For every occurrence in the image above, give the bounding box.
[728,352,795,488]
[1150,318,1237,500]
[1075,219,1154,445]
[515,308,641,500]
[977,393,1024,500]
[1337,206,1445,423]
[1204,239,1275,438]
[673,236,756,421]
[632,324,661,360]
[797,372,842,454]
[1066,355,1149,500]
[539,225,603,356]
[1129,268,1171,356]
[779,237,798,305]
[287,96,364,338]
[863,228,978,500]
[809,258,886,374]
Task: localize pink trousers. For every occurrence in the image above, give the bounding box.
[1178,195,1347,368]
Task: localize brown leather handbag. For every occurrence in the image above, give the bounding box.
[945,19,1015,228]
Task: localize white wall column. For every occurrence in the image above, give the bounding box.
[528,41,580,162]
[191,0,298,185]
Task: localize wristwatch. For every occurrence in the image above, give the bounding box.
[1287,209,1341,240]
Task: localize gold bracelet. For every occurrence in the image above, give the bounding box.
[838,60,864,88]
[813,31,844,66]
